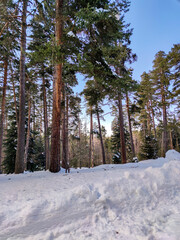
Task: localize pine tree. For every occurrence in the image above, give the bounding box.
[168,44,180,114]
[152,51,171,156]
[0,0,19,173]
[81,79,106,166]
[2,111,17,174]
[15,0,28,173]
[139,135,158,160]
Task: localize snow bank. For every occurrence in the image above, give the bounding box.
[0,151,180,240]
[166,149,180,161]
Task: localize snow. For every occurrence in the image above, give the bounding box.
[0,150,180,240]
[166,149,180,161]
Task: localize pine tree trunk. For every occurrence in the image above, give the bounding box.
[150,98,156,139]
[118,92,126,164]
[147,100,152,135]
[170,130,173,149]
[89,107,94,168]
[0,59,8,173]
[11,77,18,126]
[62,91,68,171]
[161,89,168,157]
[24,97,31,171]
[61,83,69,172]
[176,135,179,152]
[33,101,36,138]
[96,108,106,164]
[15,0,27,174]
[126,92,135,157]
[66,95,69,167]
[78,117,81,168]
[50,0,64,172]
[42,69,50,170]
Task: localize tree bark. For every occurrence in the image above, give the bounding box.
[161,87,168,157]
[96,108,106,164]
[61,84,69,172]
[15,0,27,174]
[78,117,81,169]
[50,0,64,172]
[176,135,179,152]
[66,95,69,168]
[147,100,152,135]
[89,107,94,168]
[0,59,8,173]
[126,92,135,157]
[169,130,173,150]
[118,92,126,164]
[24,97,31,171]
[42,69,50,170]
[150,98,156,139]
[11,76,18,126]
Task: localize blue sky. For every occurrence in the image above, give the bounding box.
[75,0,180,135]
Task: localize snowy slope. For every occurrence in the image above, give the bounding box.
[0,150,180,240]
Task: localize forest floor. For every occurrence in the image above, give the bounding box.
[0,150,180,240]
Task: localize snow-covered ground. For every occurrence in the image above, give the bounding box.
[0,150,180,240]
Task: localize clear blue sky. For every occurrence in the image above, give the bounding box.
[75,0,180,135]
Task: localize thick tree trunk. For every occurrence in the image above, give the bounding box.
[126,92,135,157]
[89,107,94,168]
[42,70,50,170]
[24,97,31,171]
[118,92,126,164]
[50,0,64,172]
[15,0,27,174]
[96,108,106,164]
[0,60,8,173]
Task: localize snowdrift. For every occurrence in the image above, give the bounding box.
[0,150,180,240]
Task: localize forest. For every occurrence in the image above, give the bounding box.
[0,0,179,174]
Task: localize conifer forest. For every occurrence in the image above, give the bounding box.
[0,0,179,174]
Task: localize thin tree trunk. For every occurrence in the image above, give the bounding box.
[40,104,43,136]
[15,0,27,173]
[50,0,64,172]
[150,98,156,139]
[11,76,18,126]
[61,83,69,172]
[126,92,135,157]
[33,101,36,137]
[118,92,126,164]
[96,108,106,164]
[0,59,8,173]
[147,100,152,135]
[24,97,31,171]
[42,69,50,170]
[66,95,69,168]
[78,117,81,169]
[176,135,179,152]
[170,130,173,149]
[161,90,168,157]
[89,107,94,168]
